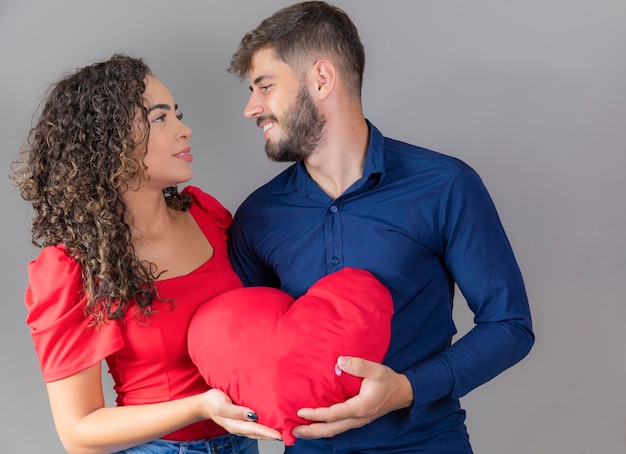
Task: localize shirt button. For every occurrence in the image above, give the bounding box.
[330,205,338,213]
[331,257,340,265]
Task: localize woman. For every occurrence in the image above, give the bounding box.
[12,54,280,453]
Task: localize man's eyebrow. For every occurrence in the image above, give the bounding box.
[148,103,178,113]
[249,75,272,91]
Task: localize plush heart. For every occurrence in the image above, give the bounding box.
[187,267,393,445]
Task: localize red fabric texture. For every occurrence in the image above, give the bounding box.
[188,267,394,445]
[25,245,125,382]
[25,186,240,441]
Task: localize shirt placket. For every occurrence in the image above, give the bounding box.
[324,200,343,273]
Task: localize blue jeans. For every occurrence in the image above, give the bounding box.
[116,433,258,454]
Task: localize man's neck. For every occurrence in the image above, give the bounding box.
[304,117,369,199]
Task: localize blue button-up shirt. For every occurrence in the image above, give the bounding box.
[229,121,534,452]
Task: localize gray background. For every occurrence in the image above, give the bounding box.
[1,1,625,453]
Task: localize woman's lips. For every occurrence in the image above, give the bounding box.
[174,148,193,162]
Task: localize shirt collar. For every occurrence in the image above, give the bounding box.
[274,120,386,196]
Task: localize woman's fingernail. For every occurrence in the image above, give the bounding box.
[246,411,258,422]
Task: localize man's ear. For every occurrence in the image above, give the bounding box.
[308,59,336,100]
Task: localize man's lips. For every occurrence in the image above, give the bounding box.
[257,117,278,138]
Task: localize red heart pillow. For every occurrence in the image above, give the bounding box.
[187,267,393,445]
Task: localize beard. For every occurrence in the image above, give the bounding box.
[264,84,326,162]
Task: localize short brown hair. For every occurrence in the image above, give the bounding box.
[228,1,365,99]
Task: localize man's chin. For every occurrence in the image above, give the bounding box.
[264,143,279,161]
[265,151,292,163]
[264,141,286,162]
[265,147,299,163]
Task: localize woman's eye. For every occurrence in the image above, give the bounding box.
[176,111,184,121]
[153,114,166,123]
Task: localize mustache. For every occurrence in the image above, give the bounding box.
[256,115,278,128]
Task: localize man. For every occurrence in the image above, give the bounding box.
[227,2,534,452]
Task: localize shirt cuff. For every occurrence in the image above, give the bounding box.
[404,356,454,417]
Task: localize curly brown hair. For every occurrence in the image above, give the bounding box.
[11,54,191,326]
[227,1,365,100]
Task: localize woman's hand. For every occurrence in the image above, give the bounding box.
[45,363,280,454]
[201,388,282,440]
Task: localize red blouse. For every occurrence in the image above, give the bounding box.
[25,186,242,441]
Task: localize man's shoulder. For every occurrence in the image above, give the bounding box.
[238,164,298,209]
[382,136,471,175]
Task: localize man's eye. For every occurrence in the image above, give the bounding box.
[261,85,272,93]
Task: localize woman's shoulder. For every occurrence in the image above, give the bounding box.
[182,185,233,233]
[182,185,226,209]
[26,244,84,328]
[25,245,124,382]
[27,244,81,288]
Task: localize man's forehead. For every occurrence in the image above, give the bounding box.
[248,49,294,83]
[249,48,280,70]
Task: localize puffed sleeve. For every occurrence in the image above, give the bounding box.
[183,186,233,243]
[25,245,124,382]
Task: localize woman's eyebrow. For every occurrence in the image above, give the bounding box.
[147,103,178,113]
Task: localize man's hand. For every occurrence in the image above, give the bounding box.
[292,356,413,439]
